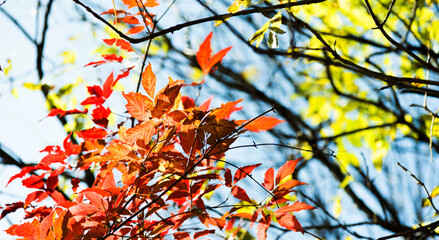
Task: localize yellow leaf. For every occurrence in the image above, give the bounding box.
[339,175,354,189]
[60,51,77,64]
[11,88,18,98]
[3,59,12,76]
[336,151,359,168]
[333,195,342,218]
[23,82,42,90]
[431,186,439,198]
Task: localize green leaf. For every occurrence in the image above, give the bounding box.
[267,30,278,49]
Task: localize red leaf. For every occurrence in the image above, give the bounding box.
[92,105,111,128]
[126,25,145,35]
[84,60,106,67]
[102,54,123,62]
[197,32,232,76]
[194,229,215,239]
[47,108,88,117]
[197,32,213,72]
[46,166,66,191]
[7,165,48,186]
[71,178,80,192]
[122,92,153,121]
[25,191,48,207]
[22,175,45,189]
[48,190,66,204]
[1,202,24,219]
[25,206,52,219]
[103,72,114,98]
[63,133,81,156]
[275,158,300,185]
[115,67,133,84]
[87,85,104,97]
[234,163,261,184]
[80,96,106,106]
[141,63,156,98]
[181,96,195,109]
[235,116,285,132]
[231,185,252,203]
[275,201,315,214]
[263,168,274,191]
[40,152,67,165]
[224,168,232,187]
[77,127,108,141]
[103,38,133,52]
[276,213,304,233]
[173,231,190,240]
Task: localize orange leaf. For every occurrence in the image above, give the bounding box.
[263,167,274,191]
[106,142,132,158]
[38,211,54,239]
[204,46,232,75]
[124,121,155,145]
[126,25,145,35]
[122,0,159,8]
[235,116,285,132]
[214,99,243,120]
[256,212,271,240]
[275,201,315,214]
[152,80,184,118]
[9,221,37,238]
[197,32,213,72]
[276,213,304,233]
[197,32,232,76]
[141,63,156,98]
[121,0,140,8]
[275,158,300,185]
[118,15,139,24]
[69,203,99,217]
[122,92,153,121]
[199,96,213,112]
[276,179,306,192]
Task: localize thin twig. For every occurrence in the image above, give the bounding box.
[397,162,439,215]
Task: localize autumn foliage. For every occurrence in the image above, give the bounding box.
[1,1,314,240]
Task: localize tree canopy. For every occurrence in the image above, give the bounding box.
[1,0,439,239]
